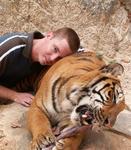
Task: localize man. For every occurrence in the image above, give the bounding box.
[0,27,80,106]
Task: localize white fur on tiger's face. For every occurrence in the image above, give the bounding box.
[70,74,125,127]
[35,52,125,129]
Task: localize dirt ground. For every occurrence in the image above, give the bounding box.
[0,0,131,150]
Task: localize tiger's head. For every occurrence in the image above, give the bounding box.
[70,63,125,128]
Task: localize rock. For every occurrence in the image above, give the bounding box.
[121,57,130,63]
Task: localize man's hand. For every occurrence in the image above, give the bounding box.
[0,86,34,107]
[13,92,34,107]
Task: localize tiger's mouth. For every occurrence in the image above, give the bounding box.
[76,105,110,127]
[76,105,94,125]
[80,111,94,125]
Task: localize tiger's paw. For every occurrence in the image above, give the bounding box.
[52,139,65,150]
[52,139,73,150]
[31,131,56,150]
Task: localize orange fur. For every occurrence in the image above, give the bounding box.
[27,52,125,150]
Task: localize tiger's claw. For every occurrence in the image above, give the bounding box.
[31,131,56,150]
[52,139,65,150]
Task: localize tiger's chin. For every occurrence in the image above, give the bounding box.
[71,112,104,133]
[70,110,115,133]
[70,111,81,126]
[70,113,103,134]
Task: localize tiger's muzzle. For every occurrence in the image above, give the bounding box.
[76,105,94,125]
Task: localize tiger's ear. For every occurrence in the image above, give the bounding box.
[100,63,124,76]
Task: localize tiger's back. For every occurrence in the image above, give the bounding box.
[41,52,105,81]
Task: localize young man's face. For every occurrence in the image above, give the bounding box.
[38,32,72,65]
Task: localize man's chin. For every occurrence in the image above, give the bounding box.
[41,62,52,66]
[40,62,45,65]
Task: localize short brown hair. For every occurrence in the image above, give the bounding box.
[53,27,80,53]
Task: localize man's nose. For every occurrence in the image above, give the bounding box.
[50,54,60,64]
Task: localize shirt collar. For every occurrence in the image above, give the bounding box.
[23,31,44,61]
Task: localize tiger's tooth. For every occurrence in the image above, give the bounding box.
[83,120,89,125]
[82,114,88,118]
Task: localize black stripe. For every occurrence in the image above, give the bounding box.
[57,75,77,106]
[95,99,104,104]
[92,83,111,104]
[41,101,51,120]
[93,107,99,121]
[92,88,105,102]
[67,98,76,106]
[98,109,104,122]
[52,77,62,113]
[96,109,103,123]
[113,90,116,104]
[66,93,76,106]
[57,75,76,95]
[79,67,93,72]
[90,77,109,88]
[99,83,110,92]
[77,58,94,63]
[66,95,77,106]
[112,82,116,103]
[70,88,78,93]
[80,87,91,96]
[77,94,88,104]
[95,110,100,122]
[93,107,104,123]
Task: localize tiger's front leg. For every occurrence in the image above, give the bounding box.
[27,100,56,150]
[53,132,86,150]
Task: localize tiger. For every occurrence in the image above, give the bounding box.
[27,51,126,150]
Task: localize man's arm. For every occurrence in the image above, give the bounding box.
[0,32,34,107]
[0,85,34,107]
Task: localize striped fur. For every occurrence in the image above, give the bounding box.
[27,52,125,150]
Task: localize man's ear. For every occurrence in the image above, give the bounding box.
[100,63,124,76]
[46,32,54,39]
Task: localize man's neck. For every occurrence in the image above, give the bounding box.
[31,39,40,62]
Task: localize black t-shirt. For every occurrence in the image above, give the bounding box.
[0,31,44,88]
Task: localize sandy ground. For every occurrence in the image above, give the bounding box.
[0,0,131,149]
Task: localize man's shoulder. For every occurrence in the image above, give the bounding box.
[0,32,28,43]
